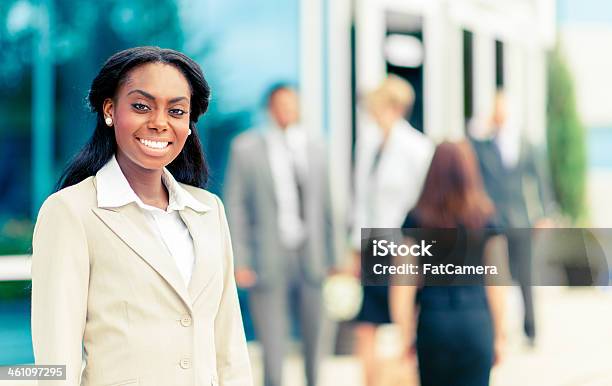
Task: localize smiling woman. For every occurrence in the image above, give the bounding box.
[31,47,253,386]
[100,62,195,202]
[56,47,210,192]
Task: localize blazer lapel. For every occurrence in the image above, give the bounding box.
[180,208,217,302]
[92,204,193,311]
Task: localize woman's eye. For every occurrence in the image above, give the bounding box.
[132,103,150,111]
[169,108,187,116]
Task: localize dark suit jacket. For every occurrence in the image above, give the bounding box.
[471,137,555,228]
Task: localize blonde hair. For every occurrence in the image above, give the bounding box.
[366,75,415,113]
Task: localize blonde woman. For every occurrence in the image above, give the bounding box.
[351,75,434,386]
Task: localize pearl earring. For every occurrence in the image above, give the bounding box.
[187,129,192,135]
[105,117,113,126]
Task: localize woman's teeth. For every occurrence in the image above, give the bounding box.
[139,138,169,149]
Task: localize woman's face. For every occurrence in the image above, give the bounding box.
[371,102,403,134]
[103,62,192,171]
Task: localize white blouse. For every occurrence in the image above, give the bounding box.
[351,117,435,249]
[95,155,210,286]
[266,124,308,249]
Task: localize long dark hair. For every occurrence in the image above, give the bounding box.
[414,141,495,228]
[56,46,211,191]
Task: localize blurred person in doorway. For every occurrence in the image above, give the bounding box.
[351,75,434,386]
[391,141,508,386]
[225,84,335,386]
[470,89,556,345]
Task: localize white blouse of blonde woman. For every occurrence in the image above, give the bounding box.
[351,76,434,249]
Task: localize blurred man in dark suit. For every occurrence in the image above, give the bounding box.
[471,90,556,345]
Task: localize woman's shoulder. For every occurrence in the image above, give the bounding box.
[394,122,434,158]
[41,176,97,214]
[402,210,422,228]
[35,177,97,229]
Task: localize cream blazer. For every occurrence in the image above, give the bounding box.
[31,176,253,386]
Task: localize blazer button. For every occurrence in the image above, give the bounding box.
[180,315,192,327]
[180,357,192,369]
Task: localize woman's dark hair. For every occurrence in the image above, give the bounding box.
[56,46,211,190]
[413,141,495,228]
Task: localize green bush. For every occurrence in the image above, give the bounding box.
[0,281,31,300]
[546,44,587,223]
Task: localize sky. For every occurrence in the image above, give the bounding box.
[557,0,612,24]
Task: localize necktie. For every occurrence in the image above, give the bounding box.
[284,134,306,220]
[292,153,305,220]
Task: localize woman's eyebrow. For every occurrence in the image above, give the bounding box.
[127,89,156,100]
[127,89,188,104]
[169,96,188,104]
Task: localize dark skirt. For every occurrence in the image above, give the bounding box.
[416,287,494,386]
[354,285,391,325]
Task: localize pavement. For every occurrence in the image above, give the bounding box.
[246,287,612,386]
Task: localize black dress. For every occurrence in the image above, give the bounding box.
[354,283,392,324]
[404,211,496,386]
[354,236,392,324]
